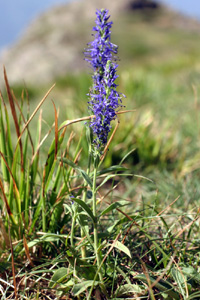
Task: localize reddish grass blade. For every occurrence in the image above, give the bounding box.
[0,218,10,248]
[4,67,24,171]
[23,234,34,267]
[11,89,34,155]
[0,178,13,218]
[8,224,17,299]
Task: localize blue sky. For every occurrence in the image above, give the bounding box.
[1,0,200,50]
[0,0,70,50]
[158,0,200,19]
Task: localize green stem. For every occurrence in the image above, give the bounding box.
[81,144,92,258]
[71,212,76,248]
[42,195,46,232]
[92,156,103,283]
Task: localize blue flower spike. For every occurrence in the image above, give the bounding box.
[85,9,125,148]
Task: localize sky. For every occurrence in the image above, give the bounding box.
[0,0,70,50]
[1,0,200,50]
[157,0,200,20]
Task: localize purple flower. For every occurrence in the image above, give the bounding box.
[69,195,75,204]
[85,9,124,148]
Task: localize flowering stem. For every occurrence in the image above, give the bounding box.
[80,225,86,259]
[81,144,92,259]
[92,154,103,283]
[71,209,76,248]
[84,7,124,291]
[42,195,46,232]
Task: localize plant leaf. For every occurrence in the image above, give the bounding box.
[96,173,133,191]
[171,268,186,297]
[4,67,24,171]
[100,201,127,217]
[73,197,96,223]
[115,283,143,297]
[72,280,99,296]
[113,241,132,258]
[60,157,93,188]
[181,266,200,284]
[49,267,69,288]
[97,165,128,175]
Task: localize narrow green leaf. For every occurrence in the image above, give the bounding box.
[80,170,93,188]
[115,265,132,284]
[44,159,57,193]
[187,291,200,300]
[59,156,78,169]
[100,201,127,217]
[97,165,128,176]
[60,157,93,188]
[44,132,65,185]
[63,203,73,215]
[78,214,94,246]
[30,110,41,182]
[96,174,116,190]
[73,198,96,223]
[24,160,30,227]
[25,239,40,250]
[96,173,133,191]
[72,280,99,296]
[119,148,136,165]
[23,269,55,275]
[60,279,74,289]
[22,233,68,252]
[50,163,62,205]
[133,174,154,182]
[22,127,29,171]
[28,192,43,234]
[0,92,13,169]
[107,215,136,233]
[171,268,186,297]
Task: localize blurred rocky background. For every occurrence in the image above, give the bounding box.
[1,0,200,86]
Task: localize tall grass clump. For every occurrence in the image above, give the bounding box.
[0,68,77,248]
[1,7,200,300]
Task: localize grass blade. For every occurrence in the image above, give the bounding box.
[4,67,24,171]
[52,100,58,159]
[134,274,180,299]
[0,178,16,225]
[18,83,56,140]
